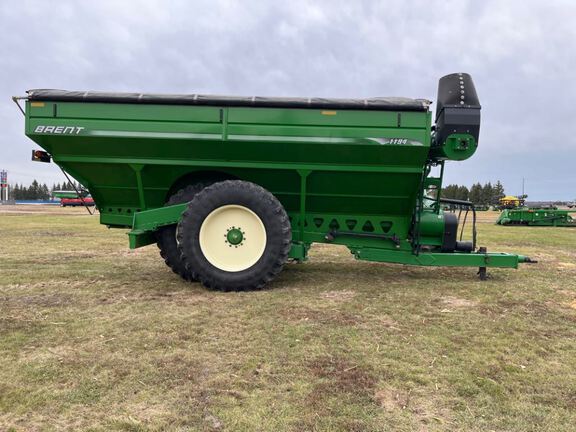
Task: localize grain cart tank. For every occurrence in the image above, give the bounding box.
[17,73,533,290]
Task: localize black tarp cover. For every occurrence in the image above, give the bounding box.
[27,89,430,112]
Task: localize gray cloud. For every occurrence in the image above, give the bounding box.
[1,0,575,199]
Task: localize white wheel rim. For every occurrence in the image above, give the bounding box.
[199,204,267,272]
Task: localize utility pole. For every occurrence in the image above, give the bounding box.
[522,177,525,197]
[0,170,7,201]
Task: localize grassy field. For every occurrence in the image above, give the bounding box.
[0,206,575,431]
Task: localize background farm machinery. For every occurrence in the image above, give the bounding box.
[52,190,95,207]
[496,207,575,227]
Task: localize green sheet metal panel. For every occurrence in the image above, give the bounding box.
[26,101,431,244]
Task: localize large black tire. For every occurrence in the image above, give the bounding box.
[156,183,210,281]
[177,180,291,291]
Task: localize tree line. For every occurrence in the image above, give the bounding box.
[3,177,508,205]
[441,181,506,206]
[7,180,82,201]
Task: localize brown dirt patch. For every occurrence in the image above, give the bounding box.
[495,300,554,318]
[20,345,80,364]
[308,355,376,395]
[113,248,150,257]
[152,353,203,385]
[440,296,478,309]
[34,231,79,237]
[374,387,410,411]
[1,293,72,308]
[374,387,450,427]
[359,314,399,330]
[13,252,99,265]
[279,306,360,325]
[302,357,378,427]
[319,290,356,302]
[3,280,96,291]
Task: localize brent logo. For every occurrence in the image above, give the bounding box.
[34,125,85,134]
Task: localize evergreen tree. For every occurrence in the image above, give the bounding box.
[493,181,505,205]
[456,185,469,201]
[469,183,482,204]
[481,182,493,206]
[31,180,40,199]
[40,183,50,200]
[441,184,457,199]
[442,181,508,206]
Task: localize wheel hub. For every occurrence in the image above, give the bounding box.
[226,227,244,246]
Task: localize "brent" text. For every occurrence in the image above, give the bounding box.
[34,126,85,134]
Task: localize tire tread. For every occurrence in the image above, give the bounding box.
[156,183,209,281]
[177,180,291,291]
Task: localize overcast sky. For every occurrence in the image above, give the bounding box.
[1,0,575,200]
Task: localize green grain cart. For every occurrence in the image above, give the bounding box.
[496,208,576,227]
[17,73,533,290]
